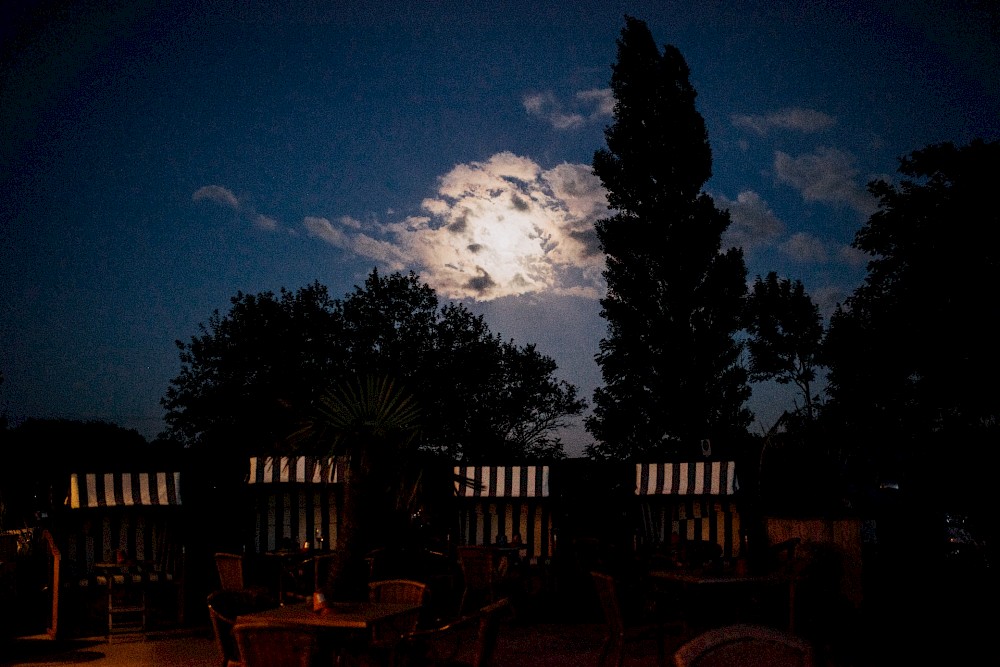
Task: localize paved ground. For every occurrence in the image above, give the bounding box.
[0,619,862,667]
[3,561,993,667]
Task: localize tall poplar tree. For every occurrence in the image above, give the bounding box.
[586,16,751,460]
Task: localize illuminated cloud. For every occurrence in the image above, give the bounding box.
[304,216,348,247]
[811,284,852,319]
[254,214,278,231]
[838,244,868,267]
[780,232,829,263]
[192,185,240,209]
[774,147,877,216]
[732,108,836,135]
[309,152,608,300]
[575,88,615,116]
[523,87,614,129]
[717,190,785,252]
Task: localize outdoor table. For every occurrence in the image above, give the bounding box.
[259,550,315,605]
[648,567,797,632]
[237,600,423,666]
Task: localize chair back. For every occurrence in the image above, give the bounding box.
[207,591,243,667]
[397,597,509,667]
[369,579,427,644]
[233,621,320,667]
[590,571,624,637]
[215,553,247,592]
[369,578,428,605]
[472,598,509,667]
[673,623,816,667]
[456,546,496,615]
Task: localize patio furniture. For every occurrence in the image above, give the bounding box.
[208,594,244,667]
[396,597,510,667]
[233,620,320,667]
[238,600,425,667]
[456,546,497,616]
[672,623,816,667]
[648,567,797,633]
[208,589,280,667]
[369,579,428,605]
[369,579,428,632]
[102,562,147,637]
[590,571,668,667]
[215,553,247,592]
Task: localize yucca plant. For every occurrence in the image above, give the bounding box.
[288,375,421,600]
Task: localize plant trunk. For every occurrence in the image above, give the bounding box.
[322,454,369,601]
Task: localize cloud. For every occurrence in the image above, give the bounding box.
[717,190,785,252]
[811,284,852,319]
[838,244,868,267]
[193,184,288,234]
[254,214,278,231]
[774,147,878,216]
[192,185,240,209]
[523,87,613,130]
[575,88,615,117]
[303,216,349,248]
[308,152,609,301]
[780,232,829,263]
[732,108,835,135]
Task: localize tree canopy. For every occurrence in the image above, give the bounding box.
[161,269,585,461]
[823,139,1000,496]
[586,16,751,460]
[745,272,824,421]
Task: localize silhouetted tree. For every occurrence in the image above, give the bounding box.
[823,139,1000,503]
[162,269,584,461]
[586,16,750,460]
[745,272,825,421]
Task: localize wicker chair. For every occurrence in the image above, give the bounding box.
[207,591,249,667]
[396,597,510,667]
[590,571,668,667]
[368,578,428,647]
[232,621,320,667]
[672,623,816,667]
[215,553,250,592]
[369,578,428,605]
[456,546,497,616]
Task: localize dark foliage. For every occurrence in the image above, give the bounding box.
[161,269,585,462]
[822,140,1000,484]
[745,272,825,420]
[586,16,751,460]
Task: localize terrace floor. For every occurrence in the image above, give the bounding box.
[1,612,982,667]
[3,560,992,667]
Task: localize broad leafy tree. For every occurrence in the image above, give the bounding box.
[161,281,340,456]
[586,16,750,460]
[745,272,824,421]
[161,269,584,461]
[823,139,1000,502]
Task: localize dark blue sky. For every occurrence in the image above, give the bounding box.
[3,1,997,455]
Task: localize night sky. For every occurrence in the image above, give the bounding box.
[3,1,997,456]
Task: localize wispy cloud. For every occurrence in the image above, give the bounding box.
[523,87,614,130]
[732,108,836,135]
[717,190,785,252]
[306,152,608,301]
[780,232,829,263]
[254,214,278,231]
[774,147,877,217]
[192,185,240,209]
[811,284,852,319]
[193,184,287,234]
